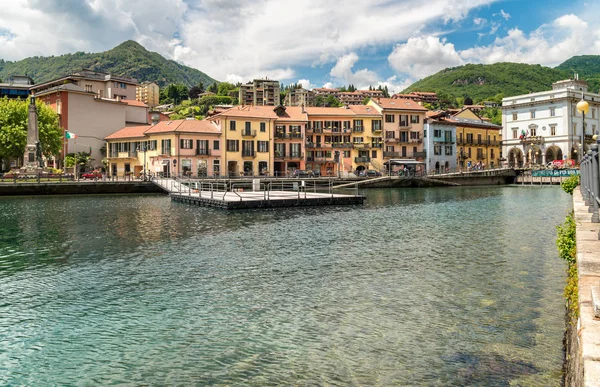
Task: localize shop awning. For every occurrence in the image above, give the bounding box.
[384,159,425,166]
[161,160,170,165]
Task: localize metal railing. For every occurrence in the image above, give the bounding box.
[580,144,600,223]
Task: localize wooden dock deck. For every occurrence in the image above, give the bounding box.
[152,178,365,209]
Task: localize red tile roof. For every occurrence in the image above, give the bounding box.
[371,98,428,111]
[124,99,148,108]
[105,125,151,140]
[304,107,357,116]
[145,119,221,134]
[347,105,381,116]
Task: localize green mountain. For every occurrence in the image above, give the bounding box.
[556,55,600,93]
[403,62,571,102]
[0,40,217,88]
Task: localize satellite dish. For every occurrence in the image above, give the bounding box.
[542,126,546,131]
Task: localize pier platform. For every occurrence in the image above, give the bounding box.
[152,178,365,209]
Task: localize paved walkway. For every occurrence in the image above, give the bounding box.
[573,189,600,385]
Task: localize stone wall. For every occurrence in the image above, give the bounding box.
[0,182,165,196]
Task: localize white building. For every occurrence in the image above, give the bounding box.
[502,79,600,167]
[424,111,457,173]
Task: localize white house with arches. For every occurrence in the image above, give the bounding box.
[501,78,600,167]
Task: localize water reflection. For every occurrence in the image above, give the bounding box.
[0,187,571,385]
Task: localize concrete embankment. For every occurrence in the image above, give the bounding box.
[566,189,600,386]
[0,181,164,196]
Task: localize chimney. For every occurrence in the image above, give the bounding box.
[301,103,305,114]
[98,90,103,98]
[116,95,121,102]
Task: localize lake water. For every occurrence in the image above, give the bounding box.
[0,186,572,385]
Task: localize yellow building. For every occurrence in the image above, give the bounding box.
[208,106,277,176]
[452,108,502,170]
[105,119,222,177]
[368,98,428,173]
[347,105,384,172]
[136,82,160,108]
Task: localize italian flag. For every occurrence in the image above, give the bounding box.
[65,131,77,139]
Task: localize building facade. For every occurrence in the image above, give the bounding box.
[368,98,428,173]
[31,70,145,169]
[105,119,221,177]
[502,79,599,167]
[454,108,502,170]
[424,111,457,173]
[136,82,160,108]
[284,88,315,107]
[0,75,34,99]
[238,79,280,106]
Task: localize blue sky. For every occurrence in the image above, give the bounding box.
[0,0,598,93]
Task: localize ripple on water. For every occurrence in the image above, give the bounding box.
[0,188,571,385]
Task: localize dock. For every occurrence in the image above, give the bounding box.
[152,177,365,209]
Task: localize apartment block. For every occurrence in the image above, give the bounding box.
[284,88,315,107]
[238,79,280,106]
[136,81,160,108]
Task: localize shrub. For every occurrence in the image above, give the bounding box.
[561,175,580,195]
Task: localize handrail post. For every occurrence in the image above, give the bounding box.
[579,155,589,206]
[591,143,600,222]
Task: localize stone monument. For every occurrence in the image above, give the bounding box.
[21,95,42,173]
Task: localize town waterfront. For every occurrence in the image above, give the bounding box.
[0,187,571,385]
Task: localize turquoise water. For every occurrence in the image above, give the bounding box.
[0,187,571,385]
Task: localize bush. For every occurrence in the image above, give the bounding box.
[557,212,578,322]
[561,175,579,195]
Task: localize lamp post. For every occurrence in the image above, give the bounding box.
[577,93,590,164]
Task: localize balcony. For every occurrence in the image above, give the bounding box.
[306,142,331,149]
[242,129,257,137]
[384,151,401,158]
[196,149,211,156]
[520,135,544,145]
[399,123,412,129]
[414,151,427,158]
[355,157,371,163]
[306,156,329,162]
[371,143,383,149]
[331,142,353,148]
[409,138,422,144]
[242,150,256,158]
[110,151,137,158]
[353,143,369,149]
[353,127,364,133]
[308,127,324,134]
[275,132,303,140]
[372,128,382,133]
[160,149,171,156]
[385,137,400,143]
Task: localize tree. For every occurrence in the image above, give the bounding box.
[208,82,218,94]
[161,83,189,105]
[324,95,342,107]
[0,97,62,168]
[217,82,236,96]
[189,81,205,99]
[362,97,370,105]
[315,95,325,107]
[464,96,473,106]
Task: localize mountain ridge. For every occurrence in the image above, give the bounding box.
[0,40,217,88]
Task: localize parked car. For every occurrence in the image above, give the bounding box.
[356,170,367,177]
[308,169,321,177]
[365,169,382,177]
[291,169,311,178]
[81,172,102,179]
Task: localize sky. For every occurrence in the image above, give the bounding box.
[1,0,599,93]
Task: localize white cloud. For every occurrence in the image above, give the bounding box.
[474,17,486,26]
[298,79,311,89]
[322,82,335,89]
[500,9,510,20]
[460,14,596,66]
[388,36,464,80]
[329,53,379,89]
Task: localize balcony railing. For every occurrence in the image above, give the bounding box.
[306,142,331,149]
[308,128,324,133]
[332,142,353,148]
[275,132,303,139]
[384,151,401,158]
[242,129,257,137]
[414,151,427,158]
[409,138,422,144]
[520,135,544,145]
[399,123,412,129]
[242,150,256,158]
[196,149,211,156]
[160,149,171,156]
[355,157,371,163]
[371,143,383,148]
[306,156,329,162]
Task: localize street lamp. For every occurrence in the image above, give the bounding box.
[577,92,590,164]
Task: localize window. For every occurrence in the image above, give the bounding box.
[386,146,394,152]
[445,131,452,143]
[530,110,535,119]
[85,84,93,92]
[385,114,395,123]
[354,120,363,130]
[477,148,484,159]
[290,143,301,158]
[490,149,495,159]
[196,140,209,155]
[433,129,441,138]
[512,128,518,139]
[245,122,251,131]
[213,140,219,150]
[550,107,555,117]
[410,115,420,124]
[445,146,452,156]
[257,140,269,152]
[434,145,442,155]
[400,132,408,142]
[468,148,472,158]
[226,140,239,152]
[372,120,382,131]
[343,150,350,157]
[125,163,131,173]
[550,125,556,136]
[477,134,482,145]
[353,137,364,143]
[371,150,377,158]
[229,121,236,131]
[399,115,409,126]
[161,139,171,155]
[242,140,254,157]
[181,159,192,174]
[512,113,517,121]
[260,122,266,132]
[148,140,157,150]
[275,143,285,157]
[466,133,473,143]
[180,139,193,149]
